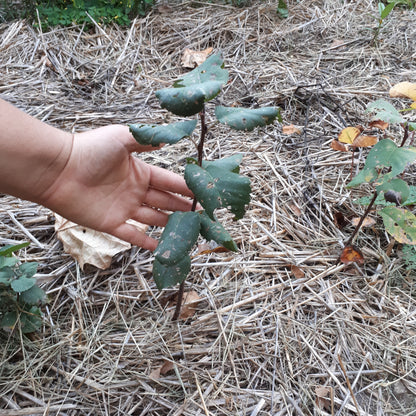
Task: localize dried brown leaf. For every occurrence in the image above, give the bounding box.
[149,360,174,380]
[351,217,376,227]
[389,81,416,101]
[290,264,305,278]
[282,124,301,135]
[352,135,378,147]
[181,47,213,69]
[369,119,388,130]
[330,139,349,152]
[340,245,364,265]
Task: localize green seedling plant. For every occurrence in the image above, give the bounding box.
[373,1,397,44]
[129,54,280,319]
[0,243,46,333]
[340,94,416,263]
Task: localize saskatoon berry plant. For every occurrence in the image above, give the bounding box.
[129,54,280,319]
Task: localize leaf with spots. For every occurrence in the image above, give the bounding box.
[129,120,197,147]
[198,211,238,252]
[185,164,251,220]
[366,99,404,124]
[380,206,416,244]
[154,211,200,266]
[202,154,243,174]
[215,106,281,131]
[155,53,229,116]
[153,256,191,290]
[376,178,409,205]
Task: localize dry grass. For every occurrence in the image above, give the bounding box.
[1,0,416,414]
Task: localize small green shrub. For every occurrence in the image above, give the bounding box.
[0,243,46,334]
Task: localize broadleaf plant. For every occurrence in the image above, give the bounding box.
[129,53,280,318]
[338,86,416,264]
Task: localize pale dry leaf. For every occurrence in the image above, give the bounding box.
[54,215,147,269]
[351,217,376,227]
[149,360,174,380]
[315,386,331,410]
[282,124,301,135]
[290,264,305,278]
[330,139,349,152]
[352,135,378,147]
[369,119,388,130]
[389,81,416,101]
[181,47,213,69]
[411,102,416,109]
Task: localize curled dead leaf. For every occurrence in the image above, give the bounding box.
[149,360,174,380]
[352,135,378,147]
[290,264,305,278]
[340,245,364,265]
[334,211,349,229]
[330,139,349,152]
[389,81,416,101]
[369,119,388,130]
[54,215,147,269]
[282,124,301,135]
[338,126,362,145]
[181,47,213,69]
[351,217,376,227]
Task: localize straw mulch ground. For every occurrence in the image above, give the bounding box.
[1,1,416,415]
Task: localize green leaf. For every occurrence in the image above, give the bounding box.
[0,267,14,286]
[18,262,38,278]
[0,256,19,269]
[1,311,18,329]
[403,186,416,206]
[0,242,29,257]
[366,99,404,124]
[153,256,191,290]
[380,1,395,19]
[154,211,200,265]
[376,178,409,205]
[155,54,229,117]
[20,307,42,333]
[11,277,36,293]
[198,211,238,252]
[174,53,229,88]
[185,164,251,220]
[347,139,416,187]
[19,285,46,305]
[215,106,281,131]
[380,206,416,244]
[277,0,288,18]
[156,82,223,116]
[202,154,243,174]
[129,120,197,147]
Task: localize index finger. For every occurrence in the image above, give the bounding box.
[148,164,194,198]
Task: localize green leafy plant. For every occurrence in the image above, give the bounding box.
[0,243,46,333]
[129,53,280,318]
[373,1,398,44]
[337,85,416,263]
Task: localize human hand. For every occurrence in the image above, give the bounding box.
[40,125,195,251]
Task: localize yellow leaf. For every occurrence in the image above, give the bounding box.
[338,127,361,144]
[411,102,416,109]
[389,82,416,101]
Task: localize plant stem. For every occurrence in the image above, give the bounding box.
[344,190,378,247]
[173,107,206,321]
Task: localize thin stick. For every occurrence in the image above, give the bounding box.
[338,355,361,416]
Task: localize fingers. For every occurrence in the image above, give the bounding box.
[148,165,194,198]
[112,222,158,251]
[144,188,194,212]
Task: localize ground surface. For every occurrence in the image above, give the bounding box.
[1,1,416,415]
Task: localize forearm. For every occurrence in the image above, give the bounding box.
[0,98,73,204]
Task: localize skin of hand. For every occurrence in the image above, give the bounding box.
[0,99,195,251]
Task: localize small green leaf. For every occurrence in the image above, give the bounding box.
[377,178,409,205]
[0,267,14,286]
[215,106,280,131]
[366,99,404,124]
[19,285,46,305]
[198,211,238,252]
[153,256,191,290]
[380,206,416,244]
[129,120,197,147]
[11,277,36,293]
[20,307,42,333]
[174,53,229,88]
[185,164,251,220]
[154,211,200,265]
[380,1,395,19]
[0,242,29,257]
[202,154,243,174]
[18,262,38,278]
[0,256,18,268]
[277,0,288,18]
[1,311,18,329]
[403,186,416,206]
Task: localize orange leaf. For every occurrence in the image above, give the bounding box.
[181,47,213,69]
[389,82,416,101]
[338,127,361,144]
[352,135,378,148]
[330,140,349,152]
[282,124,301,135]
[369,119,388,130]
[351,217,376,227]
[340,245,364,265]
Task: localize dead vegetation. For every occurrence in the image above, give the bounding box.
[1,0,416,414]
